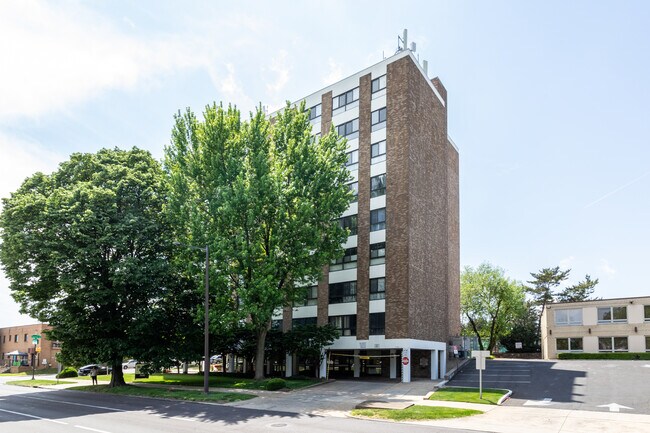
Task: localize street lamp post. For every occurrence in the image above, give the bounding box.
[31,334,41,380]
[175,242,210,395]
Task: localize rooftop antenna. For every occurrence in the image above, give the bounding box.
[397,28,408,52]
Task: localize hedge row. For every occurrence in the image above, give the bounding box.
[558,352,650,360]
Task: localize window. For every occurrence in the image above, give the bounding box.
[597,306,627,323]
[295,285,318,307]
[370,278,385,300]
[345,149,359,171]
[645,305,650,321]
[337,118,359,140]
[370,242,385,265]
[52,341,62,349]
[292,317,317,328]
[332,88,359,113]
[339,215,358,236]
[555,309,582,326]
[329,281,357,304]
[371,75,386,93]
[348,182,358,203]
[308,103,322,121]
[271,319,283,330]
[330,248,358,271]
[646,336,650,352]
[370,208,386,231]
[598,337,628,352]
[371,140,386,164]
[14,335,17,343]
[370,174,386,198]
[369,312,385,335]
[329,314,357,336]
[2,335,4,343]
[24,334,27,342]
[556,337,583,352]
[371,107,387,131]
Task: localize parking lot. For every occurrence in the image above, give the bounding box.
[448,358,650,414]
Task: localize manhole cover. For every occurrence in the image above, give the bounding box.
[269,423,288,428]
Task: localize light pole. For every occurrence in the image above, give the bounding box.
[31,334,41,380]
[175,242,210,395]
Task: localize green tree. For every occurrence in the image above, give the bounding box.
[165,102,351,380]
[556,274,599,303]
[0,148,179,387]
[526,267,571,337]
[499,301,540,352]
[461,263,525,352]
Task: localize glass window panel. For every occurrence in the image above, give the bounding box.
[556,338,569,351]
[613,306,627,321]
[570,338,583,351]
[597,307,612,322]
[646,336,650,351]
[370,242,386,265]
[370,278,386,300]
[568,309,582,325]
[555,310,568,325]
[370,174,386,198]
[598,337,613,351]
[369,312,385,335]
[370,208,386,231]
[614,337,628,351]
[348,182,358,202]
[645,305,650,320]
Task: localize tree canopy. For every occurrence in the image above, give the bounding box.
[164,102,352,379]
[0,148,183,386]
[460,263,525,352]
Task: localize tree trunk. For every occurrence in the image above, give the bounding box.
[183,361,188,374]
[467,314,484,350]
[254,327,268,380]
[109,359,126,387]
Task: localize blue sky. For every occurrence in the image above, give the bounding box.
[1,1,649,327]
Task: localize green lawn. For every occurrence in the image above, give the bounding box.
[429,387,508,405]
[352,405,482,421]
[75,372,319,390]
[68,384,256,403]
[7,379,75,387]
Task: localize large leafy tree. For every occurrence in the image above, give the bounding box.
[526,266,571,337]
[165,102,351,379]
[499,301,540,352]
[556,274,599,303]
[461,263,525,352]
[283,324,339,378]
[0,148,180,386]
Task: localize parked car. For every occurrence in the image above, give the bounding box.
[78,364,112,376]
[122,359,138,369]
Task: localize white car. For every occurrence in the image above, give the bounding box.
[122,359,137,369]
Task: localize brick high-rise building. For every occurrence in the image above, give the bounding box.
[273,49,459,382]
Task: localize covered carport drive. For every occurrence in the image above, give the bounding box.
[315,336,447,382]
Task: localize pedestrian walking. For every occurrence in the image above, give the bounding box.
[90,366,98,385]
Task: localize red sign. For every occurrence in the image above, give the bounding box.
[402,356,409,366]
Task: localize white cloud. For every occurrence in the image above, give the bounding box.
[265,50,291,95]
[559,256,575,269]
[0,1,213,120]
[0,132,63,204]
[206,63,254,111]
[322,57,343,85]
[600,259,616,277]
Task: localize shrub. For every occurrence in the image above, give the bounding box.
[264,378,287,391]
[558,352,650,360]
[57,367,78,378]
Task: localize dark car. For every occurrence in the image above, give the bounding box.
[78,364,112,376]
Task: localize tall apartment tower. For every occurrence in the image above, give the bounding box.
[274,50,459,382]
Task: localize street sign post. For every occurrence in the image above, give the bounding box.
[472,350,490,399]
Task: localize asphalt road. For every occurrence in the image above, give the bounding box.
[448,358,650,414]
[0,380,477,433]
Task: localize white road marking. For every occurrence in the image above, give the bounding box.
[75,426,112,433]
[524,398,553,406]
[598,403,633,413]
[22,395,127,412]
[0,407,68,424]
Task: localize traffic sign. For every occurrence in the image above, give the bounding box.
[402,356,409,366]
[36,347,41,353]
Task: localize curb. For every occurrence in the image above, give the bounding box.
[425,385,513,406]
[497,389,512,405]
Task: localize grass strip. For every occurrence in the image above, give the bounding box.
[352,405,481,421]
[7,379,75,387]
[429,387,508,405]
[68,384,256,403]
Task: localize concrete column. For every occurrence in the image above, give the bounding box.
[319,349,328,379]
[440,350,447,379]
[401,348,411,383]
[353,350,360,378]
[285,353,293,378]
[430,350,439,380]
[389,349,397,379]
